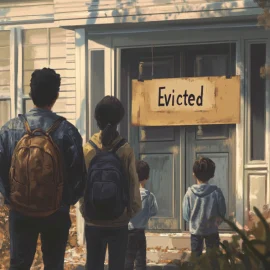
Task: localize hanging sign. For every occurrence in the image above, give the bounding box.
[132,76,240,126]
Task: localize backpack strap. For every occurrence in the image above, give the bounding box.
[18,114,31,135]
[89,140,101,153]
[46,117,66,135]
[111,138,126,153]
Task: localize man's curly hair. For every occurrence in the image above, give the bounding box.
[193,157,216,182]
[29,68,61,107]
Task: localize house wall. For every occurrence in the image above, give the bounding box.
[0,0,269,249]
[54,0,261,26]
[0,0,77,125]
[0,0,54,27]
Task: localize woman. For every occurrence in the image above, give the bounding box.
[80,96,142,270]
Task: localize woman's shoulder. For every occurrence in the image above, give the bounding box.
[118,138,134,155]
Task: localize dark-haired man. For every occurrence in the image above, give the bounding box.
[0,68,86,270]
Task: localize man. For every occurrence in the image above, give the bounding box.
[0,68,86,270]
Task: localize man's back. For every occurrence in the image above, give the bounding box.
[0,107,86,207]
[0,68,86,270]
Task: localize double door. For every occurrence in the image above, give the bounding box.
[120,44,236,231]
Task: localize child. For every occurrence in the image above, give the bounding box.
[183,157,226,265]
[125,160,158,270]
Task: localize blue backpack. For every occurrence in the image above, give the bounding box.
[84,138,129,220]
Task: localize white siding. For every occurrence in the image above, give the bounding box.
[0,0,54,26]
[54,0,261,26]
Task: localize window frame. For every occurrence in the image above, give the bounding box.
[0,29,16,127]
[245,40,269,166]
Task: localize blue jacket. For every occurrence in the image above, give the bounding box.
[183,184,226,235]
[128,188,158,230]
[0,108,86,209]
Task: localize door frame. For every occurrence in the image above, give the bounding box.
[114,37,243,230]
[119,44,237,232]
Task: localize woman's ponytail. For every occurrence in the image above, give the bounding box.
[101,123,117,147]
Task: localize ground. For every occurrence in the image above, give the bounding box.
[0,205,87,270]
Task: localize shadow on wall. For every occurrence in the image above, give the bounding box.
[85,0,246,26]
[0,7,10,28]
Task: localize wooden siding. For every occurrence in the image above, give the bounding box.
[0,1,54,26]
[54,0,261,26]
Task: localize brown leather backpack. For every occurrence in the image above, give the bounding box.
[9,114,65,217]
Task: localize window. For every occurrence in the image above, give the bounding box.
[22,28,66,112]
[250,44,266,161]
[90,50,105,134]
[0,31,11,127]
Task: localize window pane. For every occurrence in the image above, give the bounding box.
[195,55,228,77]
[91,50,104,134]
[0,100,10,127]
[250,44,266,160]
[0,31,10,95]
[24,99,34,113]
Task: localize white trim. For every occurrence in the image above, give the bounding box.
[16,28,23,115]
[0,22,58,31]
[10,28,16,119]
[245,40,268,165]
[235,38,245,226]
[96,28,269,49]
[104,37,113,96]
[87,23,259,36]
[266,38,270,204]
[75,28,87,246]
[111,42,115,96]
[115,48,121,99]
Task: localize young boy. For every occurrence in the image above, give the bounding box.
[125,160,158,270]
[183,157,226,261]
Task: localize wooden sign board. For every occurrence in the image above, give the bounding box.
[132,76,240,126]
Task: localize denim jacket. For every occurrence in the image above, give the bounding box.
[0,108,86,209]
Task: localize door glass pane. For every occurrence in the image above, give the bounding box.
[0,99,10,127]
[192,44,236,137]
[138,56,175,141]
[250,44,266,161]
[195,55,228,77]
[139,56,174,80]
[196,125,229,139]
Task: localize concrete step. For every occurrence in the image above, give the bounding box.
[74,264,180,269]
[66,233,236,267]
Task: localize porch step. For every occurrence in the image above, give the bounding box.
[73,264,180,269]
[64,233,236,268]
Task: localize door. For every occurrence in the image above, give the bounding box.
[185,51,236,230]
[121,48,183,231]
[120,44,236,232]
[186,126,236,230]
